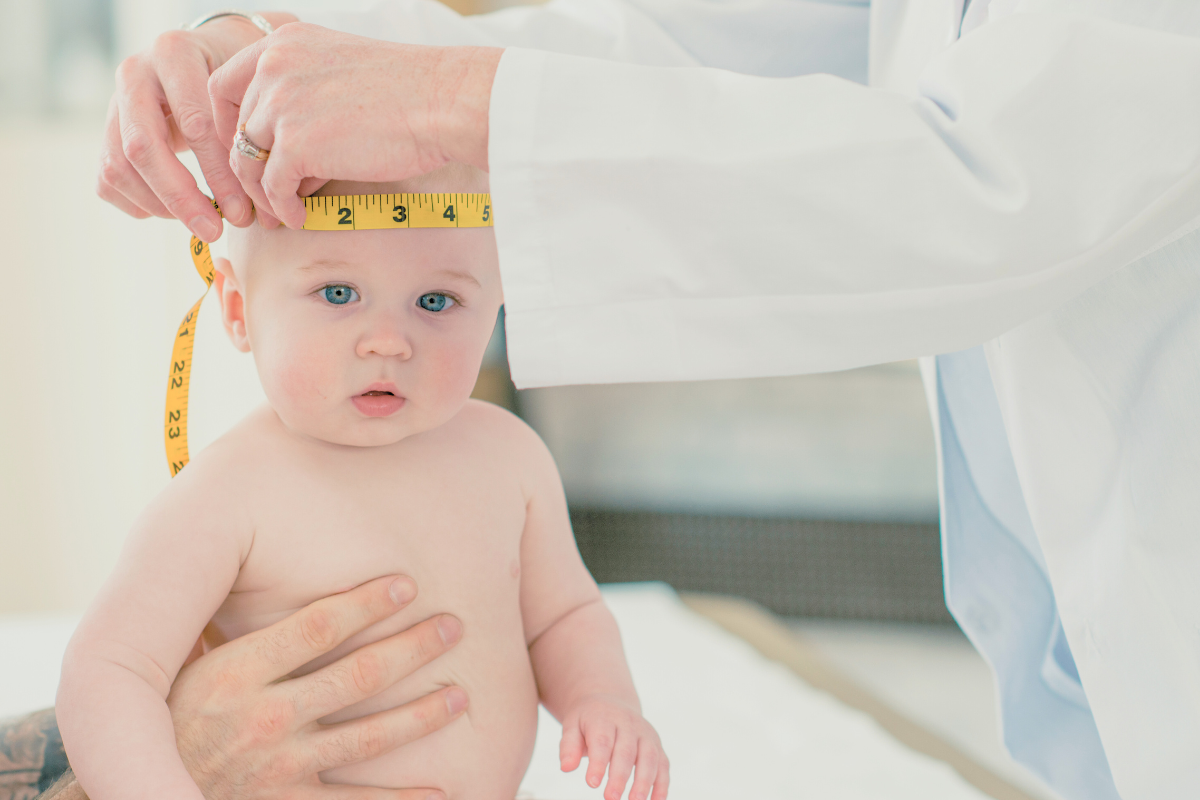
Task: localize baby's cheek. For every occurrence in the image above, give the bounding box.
[424,339,487,409]
[257,334,338,416]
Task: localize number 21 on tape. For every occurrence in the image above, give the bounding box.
[164,236,214,475]
[163,192,493,475]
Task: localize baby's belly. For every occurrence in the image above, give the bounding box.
[317,639,539,800]
[207,591,538,799]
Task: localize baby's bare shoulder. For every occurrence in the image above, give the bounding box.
[441,400,561,490]
[177,405,291,490]
[126,408,285,565]
[448,399,547,452]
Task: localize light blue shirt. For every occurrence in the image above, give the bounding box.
[936,347,1119,799]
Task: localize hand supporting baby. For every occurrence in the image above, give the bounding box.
[560,694,668,800]
[45,576,465,800]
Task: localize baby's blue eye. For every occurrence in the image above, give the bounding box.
[418,293,454,312]
[323,285,358,305]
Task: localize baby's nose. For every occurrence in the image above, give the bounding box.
[356,318,413,359]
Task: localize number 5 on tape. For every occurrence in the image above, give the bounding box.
[164,193,493,476]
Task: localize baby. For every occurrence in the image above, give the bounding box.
[56,165,668,800]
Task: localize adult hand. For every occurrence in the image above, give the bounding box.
[169,575,465,800]
[97,12,297,241]
[208,24,501,230]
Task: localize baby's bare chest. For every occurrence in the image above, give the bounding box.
[207,444,528,645]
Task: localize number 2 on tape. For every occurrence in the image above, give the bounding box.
[163,193,493,476]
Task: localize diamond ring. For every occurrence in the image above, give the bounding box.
[234,125,270,161]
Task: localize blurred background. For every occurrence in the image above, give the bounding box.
[0,1,1060,796]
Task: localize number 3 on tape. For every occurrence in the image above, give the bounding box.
[164,193,493,476]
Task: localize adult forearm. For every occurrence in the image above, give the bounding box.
[37,769,86,800]
[492,14,1200,389]
[0,709,71,800]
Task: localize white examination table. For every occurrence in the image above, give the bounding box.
[1,584,1028,800]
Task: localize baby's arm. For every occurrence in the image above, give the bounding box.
[56,457,252,800]
[516,431,668,800]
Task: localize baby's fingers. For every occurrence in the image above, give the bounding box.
[560,722,585,772]
[603,731,638,800]
[629,742,660,800]
[584,723,617,790]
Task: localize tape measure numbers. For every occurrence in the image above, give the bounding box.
[304,193,492,230]
[164,193,493,476]
[165,237,216,475]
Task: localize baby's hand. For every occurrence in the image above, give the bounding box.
[559,694,669,800]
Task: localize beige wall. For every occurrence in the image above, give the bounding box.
[0,119,270,613]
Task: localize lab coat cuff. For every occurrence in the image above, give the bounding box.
[489,47,562,388]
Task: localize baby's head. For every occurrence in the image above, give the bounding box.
[214,164,501,447]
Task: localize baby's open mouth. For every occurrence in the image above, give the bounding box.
[352,388,404,417]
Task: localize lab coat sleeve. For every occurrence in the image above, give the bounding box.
[487,11,1200,387]
[305,0,869,80]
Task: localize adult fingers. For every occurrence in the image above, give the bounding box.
[234,576,418,686]
[260,147,308,229]
[97,180,153,219]
[227,144,279,228]
[603,732,638,800]
[628,743,660,800]
[306,786,445,800]
[287,613,463,722]
[97,97,172,218]
[234,90,300,228]
[226,87,285,227]
[298,177,328,197]
[584,722,616,790]
[209,35,272,148]
[115,57,222,241]
[307,686,469,773]
[649,759,670,800]
[158,50,253,227]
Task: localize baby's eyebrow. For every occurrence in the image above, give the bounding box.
[295,260,481,288]
[297,258,355,272]
[434,269,482,289]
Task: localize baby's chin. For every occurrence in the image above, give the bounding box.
[274,412,418,449]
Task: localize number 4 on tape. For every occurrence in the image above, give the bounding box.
[163,193,493,476]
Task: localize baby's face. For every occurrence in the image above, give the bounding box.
[218,220,502,447]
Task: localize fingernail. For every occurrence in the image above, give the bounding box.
[424,792,444,800]
[444,687,468,715]
[437,615,462,645]
[388,577,416,606]
[222,195,245,223]
[189,215,221,242]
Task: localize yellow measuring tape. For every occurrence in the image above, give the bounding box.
[165,193,493,476]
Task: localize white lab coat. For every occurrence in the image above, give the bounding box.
[311,1,1200,797]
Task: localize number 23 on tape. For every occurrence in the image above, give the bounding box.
[164,193,493,475]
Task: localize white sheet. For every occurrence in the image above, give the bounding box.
[0,584,989,799]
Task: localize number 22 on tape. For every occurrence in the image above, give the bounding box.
[164,236,215,476]
[163,192,493,476]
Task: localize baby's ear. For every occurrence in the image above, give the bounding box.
[213,257,251,353]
